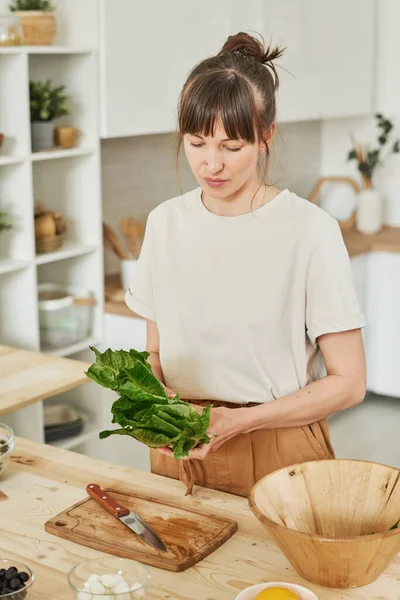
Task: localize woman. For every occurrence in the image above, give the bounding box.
[125,32,366,497]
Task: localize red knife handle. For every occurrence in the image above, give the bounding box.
[86,483,130,518]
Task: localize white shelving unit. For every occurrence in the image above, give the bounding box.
[0,0,107,455]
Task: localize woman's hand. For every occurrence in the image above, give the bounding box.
[161,383,177,398]
[158,405,248,461]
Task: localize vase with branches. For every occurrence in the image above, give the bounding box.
[347,113,400,235]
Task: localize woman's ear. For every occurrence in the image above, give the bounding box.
[259,123,276,153]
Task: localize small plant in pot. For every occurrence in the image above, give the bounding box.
[347,113,400,235]
[30,79,69,152]
[9,0,56,46]
[0,210,12,233]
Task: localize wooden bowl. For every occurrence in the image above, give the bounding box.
[249,459,400,589]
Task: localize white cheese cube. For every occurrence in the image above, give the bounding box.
[101,574,118,588]
[90,581,106,594]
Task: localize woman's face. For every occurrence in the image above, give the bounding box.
[183,119,273,195]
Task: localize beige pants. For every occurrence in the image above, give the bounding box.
[150,399,335,496]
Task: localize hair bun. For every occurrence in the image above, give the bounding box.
[220,31,284,66]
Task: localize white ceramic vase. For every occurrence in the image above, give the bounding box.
[356,188,383,235]
[120,258,138,291]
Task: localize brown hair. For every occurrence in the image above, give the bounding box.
[175,32,285,185]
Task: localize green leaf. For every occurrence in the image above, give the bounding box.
[389,519,400,531]
[132,428,173,448]
[347,149,357,161]
[117,363,168,401]
[99,428,136,440]
[140,414,182,438]
[85,346,138,390]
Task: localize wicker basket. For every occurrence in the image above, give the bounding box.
[35,233,64,254]
[15,11,56,46]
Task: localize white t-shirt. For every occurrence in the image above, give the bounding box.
[125,187,366,404]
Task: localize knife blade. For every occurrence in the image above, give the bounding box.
[86,483,167,553]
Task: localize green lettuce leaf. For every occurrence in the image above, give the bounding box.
[87,346,213,459]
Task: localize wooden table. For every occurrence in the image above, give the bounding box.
[0,345,90,415]
[1,438,398,600]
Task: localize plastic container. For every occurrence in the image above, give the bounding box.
[0,424,14,479]
[68,557,150,599]
[38,284,95,350]
[0,558,34,599]
[0,14,24,46]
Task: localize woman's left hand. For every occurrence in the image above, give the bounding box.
[158,405,249,460]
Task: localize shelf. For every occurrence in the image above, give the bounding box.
[35,241,99,265]
[0,259,31,275]
[0,46,94,55]
[49,422,100,450]
[0,156,25,166]
[31,148,96,162]
[41,337,100,358]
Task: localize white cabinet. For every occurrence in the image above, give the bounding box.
[365,252,400,397]
[99,0,375,137]
[265,0,375,122]
[99,0,229,137]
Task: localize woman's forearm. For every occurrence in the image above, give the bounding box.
[240,374,366,433]
[147,351,165,384]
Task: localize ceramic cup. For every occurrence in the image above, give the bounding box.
[55,126,80,149]
[235,581,318,600]
[120,258,138,292]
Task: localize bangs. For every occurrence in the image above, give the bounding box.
[178,72,263,144]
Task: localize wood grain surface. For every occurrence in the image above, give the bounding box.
[0,345,90,415]
[45,486,237,571]
[1,437,400,599]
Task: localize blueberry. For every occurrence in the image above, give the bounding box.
[17,572,29,583]
[10,578,23,591]
[1,587,11,594]
[5,573,16,582]
[0,569,6,578]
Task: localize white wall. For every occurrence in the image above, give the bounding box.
[320,0,400,225]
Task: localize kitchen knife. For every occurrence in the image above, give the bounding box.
[86,483,167,553]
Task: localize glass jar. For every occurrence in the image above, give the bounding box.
[0,14,24,46]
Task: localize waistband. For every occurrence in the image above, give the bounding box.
[185,398,260,409]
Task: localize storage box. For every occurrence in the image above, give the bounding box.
[38,283,96,349]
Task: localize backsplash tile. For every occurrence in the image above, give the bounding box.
[101,121,321,275]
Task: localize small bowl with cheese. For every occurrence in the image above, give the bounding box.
[68,557,150,599]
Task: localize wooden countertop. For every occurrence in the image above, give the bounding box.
[105,273,143,319]
[1,437,399,600]
[104,226,400,318]
[342,225,400,257]
[0,346,90,415]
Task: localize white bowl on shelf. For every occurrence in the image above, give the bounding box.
[235,581,318,600]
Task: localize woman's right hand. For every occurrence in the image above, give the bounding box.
[162,383,176,398]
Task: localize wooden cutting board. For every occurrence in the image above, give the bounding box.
[45,487,238,572]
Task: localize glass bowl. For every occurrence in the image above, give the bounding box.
[0,559,34,599]
[0,15,24,46]
[68,557,150,599]
[0,424,14,479]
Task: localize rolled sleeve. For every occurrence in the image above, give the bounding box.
[124,211,157,321]
[306,220,366,347]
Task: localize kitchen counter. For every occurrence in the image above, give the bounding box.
[0,345,90,415]
[1,437,399,600]
[105,227,400,318]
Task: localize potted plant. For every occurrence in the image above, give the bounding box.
[30,79,69,151]
[347,113,400,235]
[0,210,12,233]
[9,0,56,46]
